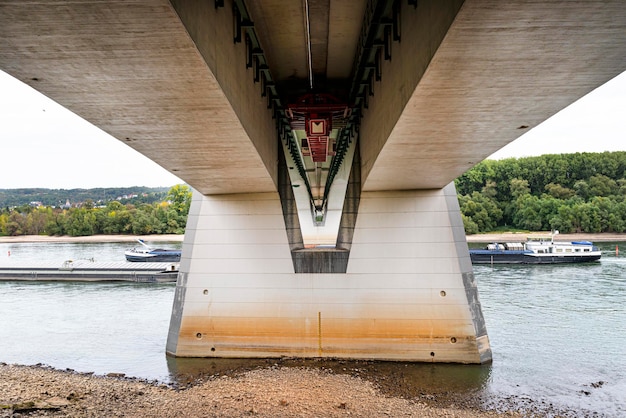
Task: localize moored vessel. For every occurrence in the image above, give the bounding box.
[124,239,181,262]
[469,232,601,264]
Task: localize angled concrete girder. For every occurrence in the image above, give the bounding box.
[359,0,626,191]
[1,1,625,195]
[0,0,277,195]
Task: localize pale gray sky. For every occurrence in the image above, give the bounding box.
[488,70,626,160]
[0,70,183,189]
[0,69,625,189]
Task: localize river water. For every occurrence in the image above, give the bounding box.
[0,241,624,417]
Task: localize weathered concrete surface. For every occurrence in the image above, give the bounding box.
[167,185,490,364]
[247,0,367,82]
[1,1,624,194]
[360,0,626,191]
[0,0,276,195]
[2,0,623,365]
[169,1,279,190]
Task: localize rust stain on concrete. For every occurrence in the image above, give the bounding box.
[174,315,483,363]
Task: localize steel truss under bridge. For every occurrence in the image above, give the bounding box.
[224,0,404,223]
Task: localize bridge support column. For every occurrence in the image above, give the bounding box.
[166,184,491,364]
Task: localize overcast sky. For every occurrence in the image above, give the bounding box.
[0,70,183,190]
[1,69,625,189]
[488,70,626,160]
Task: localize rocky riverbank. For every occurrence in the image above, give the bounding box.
[0,363,520,418]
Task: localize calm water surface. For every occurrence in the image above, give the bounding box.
[0,241,624,417]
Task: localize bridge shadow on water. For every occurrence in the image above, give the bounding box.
[165,356,491,409]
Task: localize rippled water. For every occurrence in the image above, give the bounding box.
[0,241,182,265]
[0,241,624,416]
[475,247,626,417]
[0,241,181,380]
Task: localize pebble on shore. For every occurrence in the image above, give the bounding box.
[0,363,517,417]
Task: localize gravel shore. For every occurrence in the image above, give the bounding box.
[466,231,626,243]
[0,363,519,418]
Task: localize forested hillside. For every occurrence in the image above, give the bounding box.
[455,152,626,234]
[0,187,169,208]
[0,185,191,237]
[4,152,625,237]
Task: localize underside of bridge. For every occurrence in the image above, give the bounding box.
[1,0,625,363]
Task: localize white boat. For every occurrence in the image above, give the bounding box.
[469,231,602,264]
[124,239,181,262]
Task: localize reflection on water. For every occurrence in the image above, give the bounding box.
[0,241,625,416]
[474,242,626,417]
[0,241,182,265]
[165,356,492,411]
[166,356,491,399]
[0,280,176,382]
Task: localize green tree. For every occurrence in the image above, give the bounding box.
[96,201,128,234]
[544,183,575,200]
[130,210,161,235]
[536,196,562,230]
[573,180,590,200]
[64,208,97,236]
[550,205,575,233]
[456,151,626,233]
[511,194,542,231]
[116,210,134,234]
[6,212,27,236]
[588,174,618,197]
[0,184,191,237]
[458,192,502,233]
[0,212,7,236]
[576,202,602,233]
[44,209,66,236]
[481,180,497,198]
[510,178,530,199]
[461,214,479,235]
[162,185,192,234]
[455,160,497,196]
[166,185,192,215]
[27,207,52,235]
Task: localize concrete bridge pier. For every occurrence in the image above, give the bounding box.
[166,183,491,364]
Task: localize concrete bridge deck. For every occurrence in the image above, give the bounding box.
[2,0,625,364]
